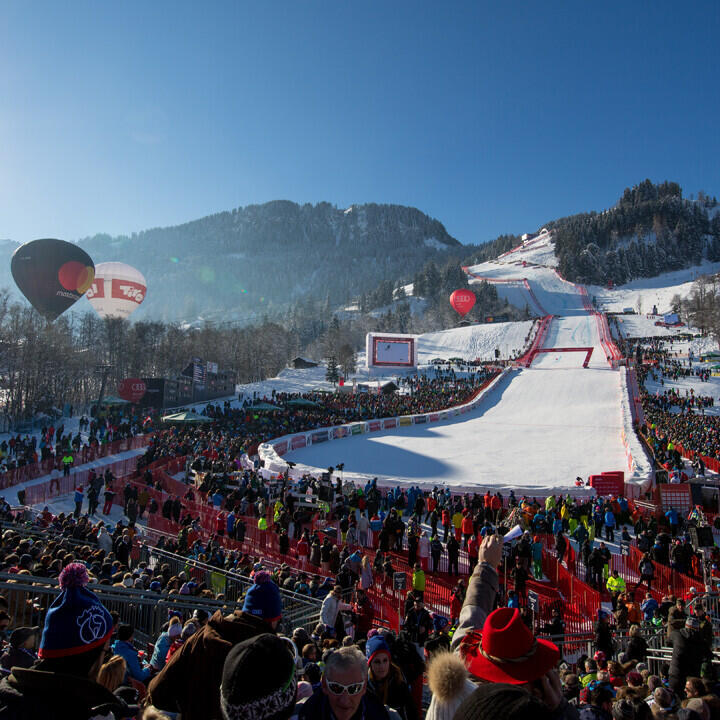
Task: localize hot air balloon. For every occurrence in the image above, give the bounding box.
[449,289,476,317]
[11,239,95,321]
[86,262,147,319]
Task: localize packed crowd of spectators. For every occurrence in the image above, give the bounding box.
[0,520,718,720]
[614,336,720,463]
[0,405,152,475]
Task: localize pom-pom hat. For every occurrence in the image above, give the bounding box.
[39,563,113,658]
[242,571,282,623]
[459,607,559,684]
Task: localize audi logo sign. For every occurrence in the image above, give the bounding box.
[118,378,147,403]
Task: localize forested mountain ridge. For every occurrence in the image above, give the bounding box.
[547,180,720,285]
[78,201,465,322]
[0,201,467,324]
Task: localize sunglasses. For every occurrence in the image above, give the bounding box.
[326,680,365,696]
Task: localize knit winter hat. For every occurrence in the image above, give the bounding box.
[220,633,296,720]
[425,651,477,720]
[168,622,182,639]
[366,634,391,665]
[242,572,282,622]
[686,616,701,630]
[39,563,113,658]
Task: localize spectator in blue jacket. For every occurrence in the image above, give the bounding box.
[603,509,616,542]
[150,617,181,671]
[640,592,659,623]
[112,623,151,684]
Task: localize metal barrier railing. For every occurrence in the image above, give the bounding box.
[0,572,233,648]
[140,546,322,636]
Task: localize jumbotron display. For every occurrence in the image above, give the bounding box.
[366,332,418,369]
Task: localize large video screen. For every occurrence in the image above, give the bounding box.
[367,334,417,368]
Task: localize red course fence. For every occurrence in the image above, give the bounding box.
[0,434,152,491]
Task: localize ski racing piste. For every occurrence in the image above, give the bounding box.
[261,233,654,498]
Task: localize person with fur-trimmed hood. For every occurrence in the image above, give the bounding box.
[425,651,477,720]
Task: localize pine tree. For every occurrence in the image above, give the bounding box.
[325,356,340,385]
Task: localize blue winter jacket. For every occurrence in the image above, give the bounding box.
[111,639,151,683]
[149,631,173,670]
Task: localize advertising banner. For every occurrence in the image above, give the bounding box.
[291,435,307,450]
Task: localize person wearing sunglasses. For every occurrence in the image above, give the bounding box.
[295,646,395,719]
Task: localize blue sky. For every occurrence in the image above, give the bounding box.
[1,1,718,246]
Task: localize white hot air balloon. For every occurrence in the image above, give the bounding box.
[86,262,147,319]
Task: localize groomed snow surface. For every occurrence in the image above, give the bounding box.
[285,247,634,494]
[284,363,627,493]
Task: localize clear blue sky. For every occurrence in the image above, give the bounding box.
[1,1,718,246]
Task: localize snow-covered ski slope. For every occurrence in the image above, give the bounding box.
[282,365,626,492]
[236,323,535,400]
[416,322,533,363]
[284,231,641,493]
[590,261,720,315]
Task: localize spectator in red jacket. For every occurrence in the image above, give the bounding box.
[461,511,474,549]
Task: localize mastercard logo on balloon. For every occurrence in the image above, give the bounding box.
[58,262,95,295]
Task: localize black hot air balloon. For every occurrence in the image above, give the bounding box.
[11,239,95,321]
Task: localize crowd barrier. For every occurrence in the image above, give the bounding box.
[0,434,152,492]
[673,440,720,475]
[21,455,141,506]
[516,314,554,367]
[594,311,623,368]
[618,369,654,497]
[610,542,699,605]
[539,534,602,626]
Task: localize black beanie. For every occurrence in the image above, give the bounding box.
[453,683,553,720]
[220,633,297,720]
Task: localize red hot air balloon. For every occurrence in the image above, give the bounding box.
[449,289,476,317]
